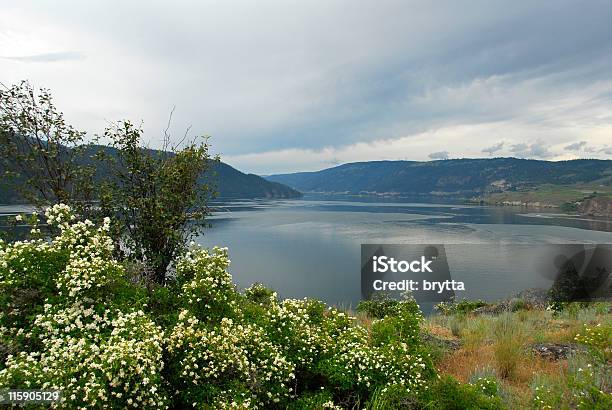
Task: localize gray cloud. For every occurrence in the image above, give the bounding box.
[509,143,529,153]
[482,141,504,155]
[428,151,450,160]
[1,1,611,173]
[1,51,84,63]
[509,141,554,158]
[600,147,612,155]
[564,141,587,151]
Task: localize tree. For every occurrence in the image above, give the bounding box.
[0,81,95,212]
[99,120,217,286]
[1,80,216,286]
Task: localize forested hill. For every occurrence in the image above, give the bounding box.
[209,161,302,199]
[0,145,301,204]
[266,158,612,195]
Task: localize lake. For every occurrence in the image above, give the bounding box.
[197,195,612,310]
[2,196,611,311]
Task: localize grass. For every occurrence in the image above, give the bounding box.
[492,313,526,379]
[422,302,612,408]
[483,183,612,207]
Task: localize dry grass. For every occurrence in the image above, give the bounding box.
[422,323,456,340]
[427,308,594,408]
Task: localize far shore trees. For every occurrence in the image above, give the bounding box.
[0,80,216,286]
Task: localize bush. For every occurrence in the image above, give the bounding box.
[0,205,441,408]
[574,323,612,361]
[435,298,488,316]
[356,292,402,318]
[420,376,504,409]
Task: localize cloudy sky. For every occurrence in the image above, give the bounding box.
[1,0,612,174]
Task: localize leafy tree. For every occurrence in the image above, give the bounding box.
[0,81,95,213]
[99,120,217,285]
[1,80,216,286]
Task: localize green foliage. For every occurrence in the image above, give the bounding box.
[574,322,612,361]
[0,205,439,408]
[420,376,504,409]
[435,298,488,315]
[532,354,612,410]
[357,291,423,319]
[0,81,95,213]
[356,292,402,318]
[99,120,216,285]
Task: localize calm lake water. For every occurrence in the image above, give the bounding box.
[2,196,611,311]
[197,195,612,310]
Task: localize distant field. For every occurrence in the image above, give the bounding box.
[483,184,612,207]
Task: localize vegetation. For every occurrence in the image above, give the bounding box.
[0,82,300,209]
[0,81,299,285]
[425,299,611,409]
[0,206,450,409]
[266,159,612,196]
[98,120,215,285]
[0,81,95,214]
[1,81,608,408]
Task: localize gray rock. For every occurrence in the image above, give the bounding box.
[531,343,585,360]
[421,332,462,350]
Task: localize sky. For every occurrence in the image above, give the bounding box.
[1,0,612,174]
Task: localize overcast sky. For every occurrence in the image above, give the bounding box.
[1,0,612,174]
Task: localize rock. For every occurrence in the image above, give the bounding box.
[531,343,585,360]
[472,303,508,315]
[578,197,612,219]
[514,288,550,309]
[472,288,550,316]
[421,332,462,350]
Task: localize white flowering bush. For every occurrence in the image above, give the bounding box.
[318,326,433,394]
[175,246,240,321]
[1,307,168,408]
[0,204,442,409]
[265,298,351,367]
[167,311,295,407]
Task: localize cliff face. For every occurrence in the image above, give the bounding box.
[579,197,612,218]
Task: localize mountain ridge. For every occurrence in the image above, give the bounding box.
[266,157,612,196]
[0,144,301,204]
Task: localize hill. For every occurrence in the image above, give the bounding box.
[266,158,612,197]
[0,145,301,204]
[209,161,302,199]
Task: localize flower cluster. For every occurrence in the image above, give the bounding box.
[470,376,499,397]
[0,204,442,408]
[266,298,351,367]
[319,326,432,393]
[167,311,294,407]
[0,305,167,408]
[574,323,611,360]
[175,246,239,320]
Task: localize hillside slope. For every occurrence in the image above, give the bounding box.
[0,145,301,204]
[266,158,612,196]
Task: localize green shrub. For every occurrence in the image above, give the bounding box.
[567,354,612,409]
[435,298,488,316]
[356,293,402,318]
[0,204,515,408]
[420,376,504,409]
[531,375,567,410]
[574,322,612,361]
[244,282,277,306]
